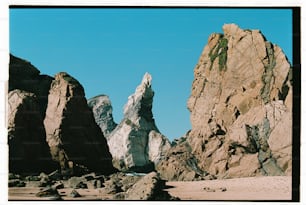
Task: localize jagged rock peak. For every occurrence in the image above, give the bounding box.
[107,72,170,172]
[123,72,154,121]
[88,94,117,137]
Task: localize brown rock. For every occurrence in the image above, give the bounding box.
[159,24,292,180]
[125,172,176,200]
[156,134,208,181]
[43,72,115,174]
[186,24,292,178]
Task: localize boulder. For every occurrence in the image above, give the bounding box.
[43,72,115,174]
[107,73,171,172]
[156,134,209,181]
[125,172,176,200]
[88,95,117,137]
[8,89,56,174]
[36,187,62,200]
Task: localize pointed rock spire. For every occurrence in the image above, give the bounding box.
[106,73,170,172]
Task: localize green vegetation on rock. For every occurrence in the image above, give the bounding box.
[209,36,228,71]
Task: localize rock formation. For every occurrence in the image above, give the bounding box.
[9,54,54,118]
[158,24,292,180]
[87,95,117,137]
[43,72,115,174]
[125,172,176,200]
[8,89,56,174]
[107,73,171,172]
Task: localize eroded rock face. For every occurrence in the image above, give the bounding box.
[87,95,117,137]
[9,54,54,118]
[107,73,171,172]
[187,24,292,178]
[156,133,211,181]
[8,89,55,174]
[43,72,115,174]
[158,24,292,180]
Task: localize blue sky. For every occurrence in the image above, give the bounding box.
[9,8,292,141]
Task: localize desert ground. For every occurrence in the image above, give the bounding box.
[9,176,291,201]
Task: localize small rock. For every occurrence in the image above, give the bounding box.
[48,170,62,180]
[39,172,49,180]
[203,187,215,192]
[68,176,86,188]
[36,187,61,200]
[112,192,126,200]
[52,181,64,189]
[8,179,25,187]
[8,173,21,180]
[70,189,81,198]
[83,173,96,181]
[39,176,52,187]
[25,175,40,181]
[219,187,227,192]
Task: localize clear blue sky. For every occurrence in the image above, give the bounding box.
[9,8,292,141]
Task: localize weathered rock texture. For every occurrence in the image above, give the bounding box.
[43,72,115,174]
[158,24,292,180]
[156,133,211,181]
[87,95,117,137]
[125,172,176,200]
[107,73,171,172]
[8,89,56,174]
[9,54,54,118]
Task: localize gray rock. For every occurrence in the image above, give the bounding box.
[70,189,81,198]
[88,95,117,137]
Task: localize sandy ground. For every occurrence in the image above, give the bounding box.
[9,176,291,201]
[165,176,292,201]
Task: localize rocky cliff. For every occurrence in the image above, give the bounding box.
[43,72,115,174]
[157,24,292,180]
[87,95,117,137]
[106,73,171,172]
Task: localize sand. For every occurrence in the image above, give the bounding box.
[8,176,292,201]
[165,176,292,200]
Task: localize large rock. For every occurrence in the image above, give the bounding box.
[87,95,117,137]
[43,72,115,174]
[159,24,292,180]
[156,133,210,181]
[107,73,171,172]
[9,54,54,118]
[8,89,56,174]
[125,172,176,200]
